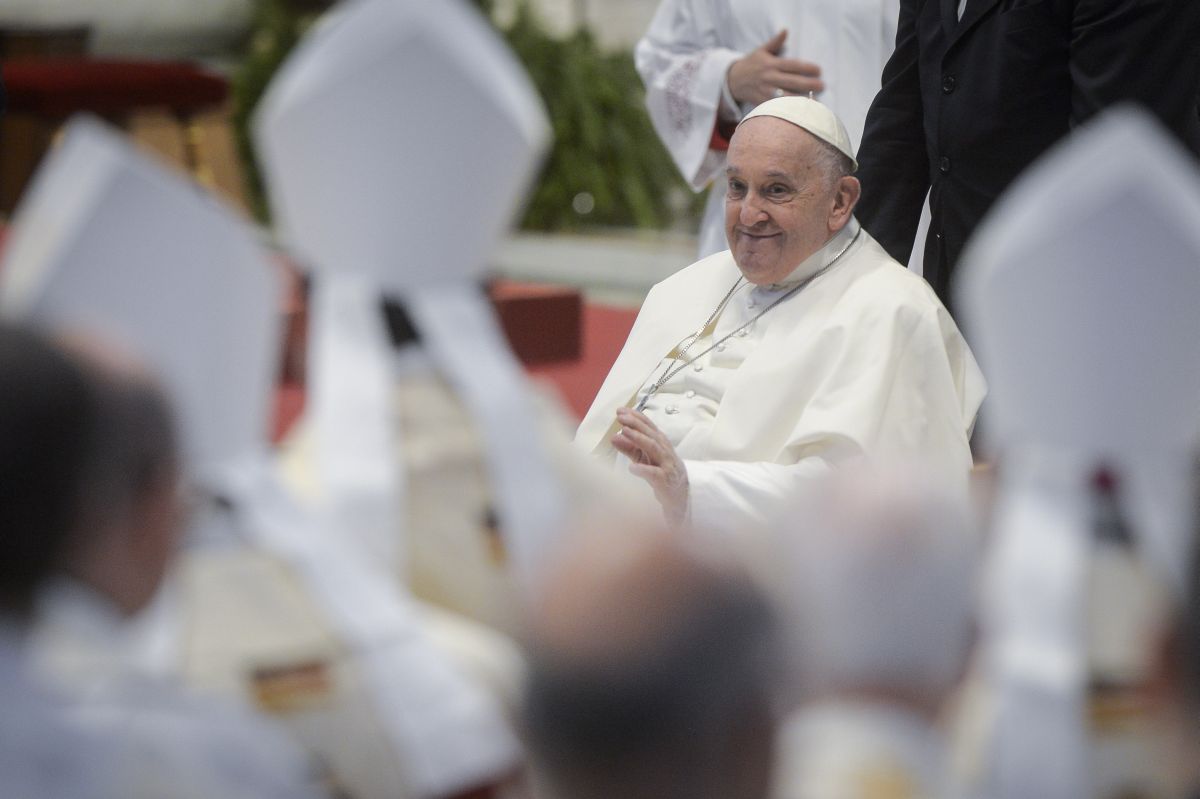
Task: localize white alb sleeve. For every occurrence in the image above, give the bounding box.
[634,0,742,188]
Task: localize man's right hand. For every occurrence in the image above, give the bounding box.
[726,30,825,107]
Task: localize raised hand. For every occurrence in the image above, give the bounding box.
[726,29,825,107]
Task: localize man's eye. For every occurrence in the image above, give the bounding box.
[766,184,791,197]
[726,181,746,197]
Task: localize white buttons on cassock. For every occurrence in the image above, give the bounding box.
[665,405,680,415]
[693,363,704,372]
[685,390,696,399]
[716,343,726,352]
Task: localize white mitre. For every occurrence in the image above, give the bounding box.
[956,108,1200,799]
[253,0,546,293]
[959,114,1200,465]
[959,106,1200,590]
[253,0,566,591]
[0,116,281,488]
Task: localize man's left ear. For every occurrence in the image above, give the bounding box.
[830,176,861,231]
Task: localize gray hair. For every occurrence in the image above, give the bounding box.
[0,326,100,617]
[809,135,856,189]
[523,565,779,799]
[84,368,178,518]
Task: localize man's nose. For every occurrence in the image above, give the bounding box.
[738,192,769,226]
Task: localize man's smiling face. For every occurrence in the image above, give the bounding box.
[724,117,842,286]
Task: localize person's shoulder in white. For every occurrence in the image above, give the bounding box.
[641,247,743,310]
[74,684,327,799]
[26,581,329,799]
[0,632,124,799]
[813,228,975,367]
[838,230,953,313]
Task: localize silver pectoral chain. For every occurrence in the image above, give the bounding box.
[634,228,862,412]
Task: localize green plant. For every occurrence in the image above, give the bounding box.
[502,3,698,231]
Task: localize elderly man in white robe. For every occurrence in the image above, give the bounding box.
[636,0,899,258]
[576,97,984,533]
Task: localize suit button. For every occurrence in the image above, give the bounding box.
[942,74,956,94]
[939,156,952,174]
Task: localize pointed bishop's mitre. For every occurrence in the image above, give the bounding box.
[956,109,1200,799]
[252,0,549,289]
[249,0,567,591]
[0,118,282,479]
[957,107,1200,459]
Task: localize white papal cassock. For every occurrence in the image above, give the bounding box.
[636,0,899,257]
[576,219,985,534]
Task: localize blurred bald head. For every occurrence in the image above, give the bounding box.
[0,325,102,618]
[523,527,779,799]
[0,325,181,619]
[55,335,182,616]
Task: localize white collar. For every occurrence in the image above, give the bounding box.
[30,577,178,683]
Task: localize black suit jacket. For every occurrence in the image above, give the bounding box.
[854,0,1200,310]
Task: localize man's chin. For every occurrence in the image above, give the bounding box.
[734,263,784,285]
[732,245,782,283]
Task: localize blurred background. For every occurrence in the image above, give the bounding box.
[0,0,697,306]
[0,0,701,420]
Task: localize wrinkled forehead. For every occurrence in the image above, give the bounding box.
[727,116,820,175]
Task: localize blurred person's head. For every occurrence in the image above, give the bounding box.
[522,526,780,799]
[0,325,102,619]
[0,325,182,619]
[55,336,183,616]
[778,460,979,716]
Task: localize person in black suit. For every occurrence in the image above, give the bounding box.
[854,0,1200,312]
